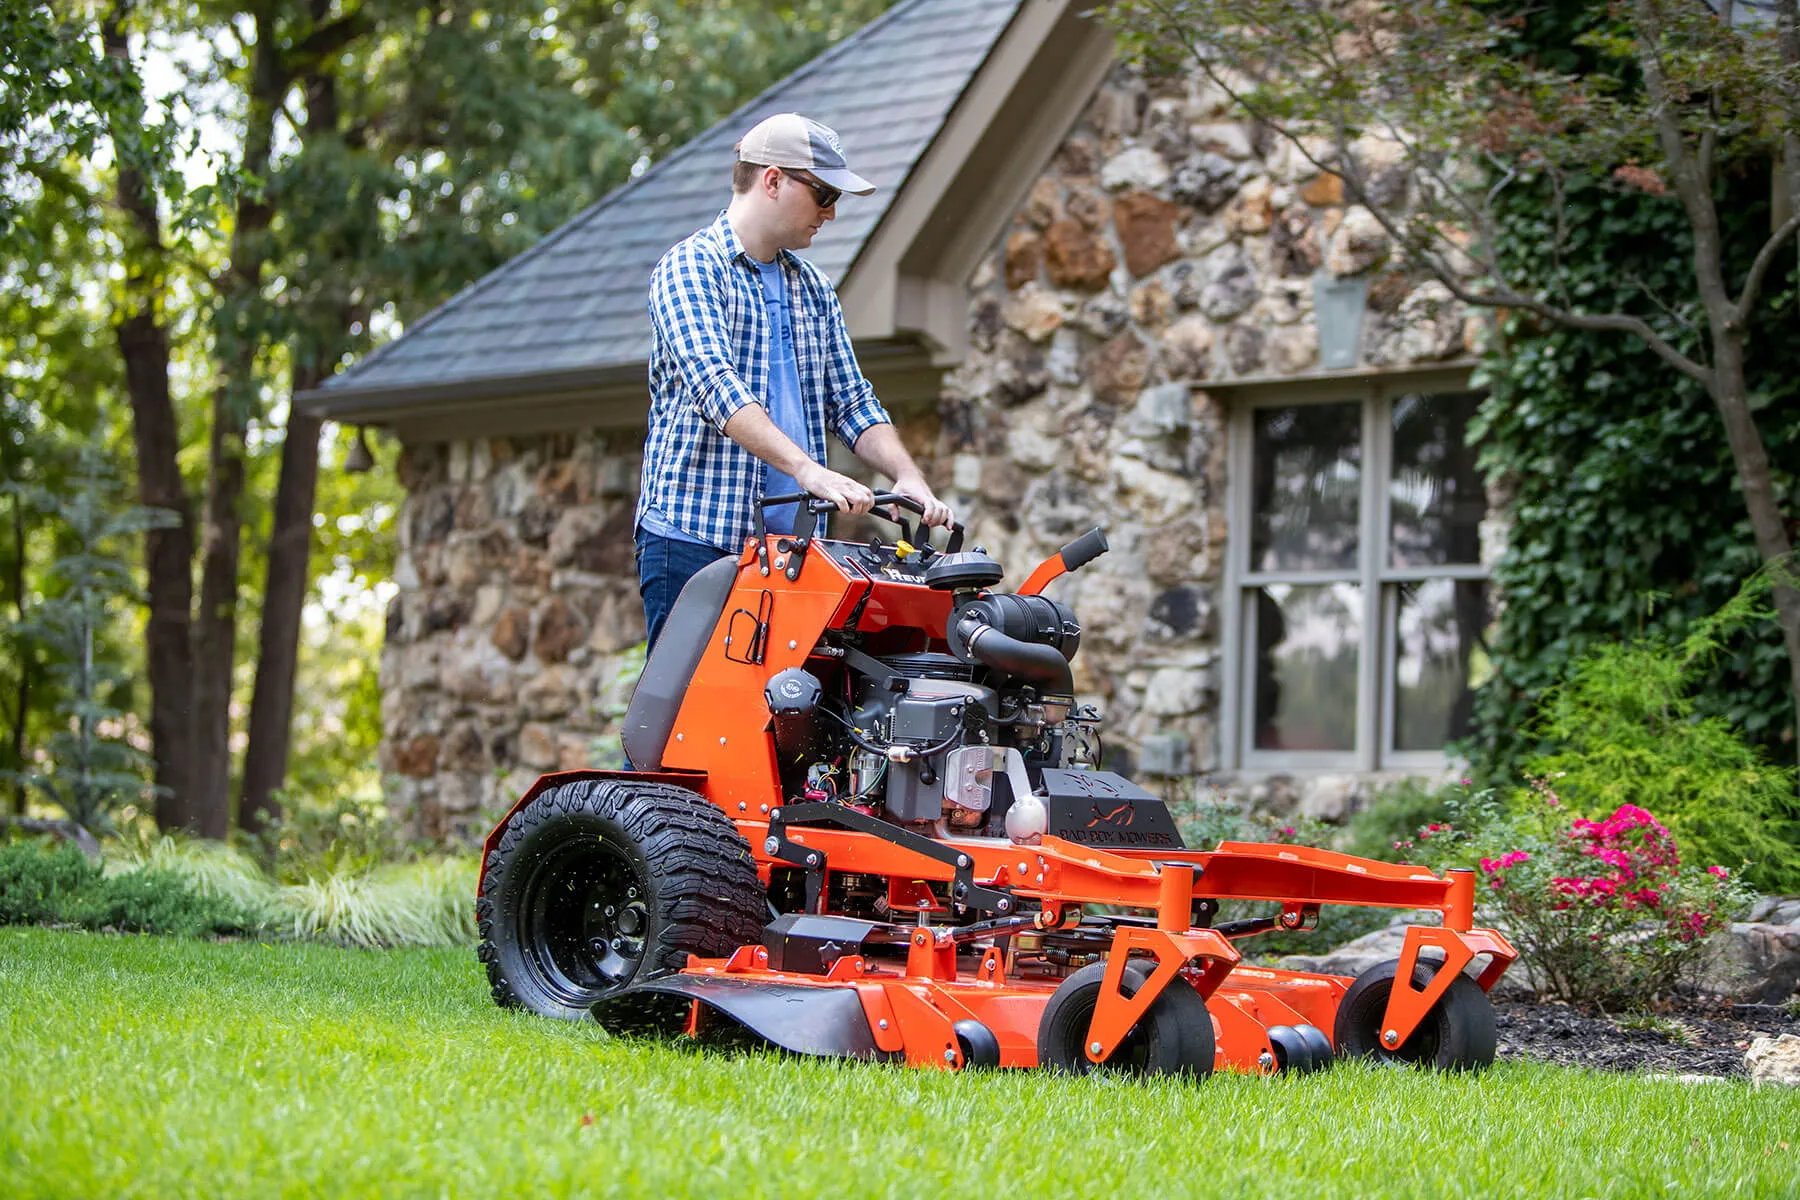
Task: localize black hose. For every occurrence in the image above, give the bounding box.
[959,619,1074,697]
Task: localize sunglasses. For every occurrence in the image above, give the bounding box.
[781,169,840,210]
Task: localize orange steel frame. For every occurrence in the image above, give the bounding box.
[481,532,1517,1072]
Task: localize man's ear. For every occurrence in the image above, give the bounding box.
[761,166,783,199]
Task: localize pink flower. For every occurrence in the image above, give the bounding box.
[1708,866,1730,880]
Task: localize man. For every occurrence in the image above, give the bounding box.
[636,112,952,651]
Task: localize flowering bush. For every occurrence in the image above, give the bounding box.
[1464,782,1754,1004]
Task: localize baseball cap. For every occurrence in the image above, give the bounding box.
[736,113,876,196]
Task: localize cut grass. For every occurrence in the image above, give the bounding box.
[2,928,1797,1199]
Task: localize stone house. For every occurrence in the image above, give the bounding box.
[302,0,1494,842]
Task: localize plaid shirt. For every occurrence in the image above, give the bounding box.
[639,212,892,551]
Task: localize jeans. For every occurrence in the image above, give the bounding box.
[634,526,730,654]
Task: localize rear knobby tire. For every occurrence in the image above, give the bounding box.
[1332,957,1497,1071]
[476,778,765,1021]
[1038,960,1216,1078]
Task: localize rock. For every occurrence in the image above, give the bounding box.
[1300,171,1344,206]
[593,456,637,499]
[519,666,577,720]
[1089,85,1143,139]
[1224,177,1274,236]
[1065,186,1109,231]
[992,334,1050,406]
[1707,920,1800,1003]
[1114,189,1183,278]
[1045,328,1083,386]
[444,528,511,592]
[1143,666,1212,716]
[1327,206,1389,276]
[1005,229,1044,289]
[516,497,559,547]
[970,295,1002,352]
[437,771,485,814]
[1139,731,1193,777]
[1145,518,1212,583]
[1269,205,1321,277]
[1025,177,1063,227]
[536,459,580,505]
[1385,281,1466,364]
[1071,292,1130,339]
[1170,151,1242,213]
[1191,122,1255,159]
[491,607,531,661]
[1005,419,1062,472]
[587,588,647,654]
[438,722,488,772]
[1100,146,1171,191]
[1044,219,1117,291]
[1223,324,1266,375]
[1129,383,1193,438]
[568,507,637,576]
[1056,136,1099,178]
[1002,285,1064,343]
[1086,332,1150,405]
[1749,896,1800,924]
[410,489,455,548]
[533,596,588,664]
[394,734,439,778]
[517,722,559,769]
[1747,1034,1800,1086]
[1148,583,1213,640]
[1161,315,1215,381]
[1296,773,1361,822]
[1130,280,1172,328]
[1198,243,1258,321]
[1266,323,1320,374]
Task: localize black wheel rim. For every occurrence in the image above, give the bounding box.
[521,833,650,1006]
[1366,989,1441,1066]
[1066,989,1152,1071]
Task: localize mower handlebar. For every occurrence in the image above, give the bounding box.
[760,490,965,551]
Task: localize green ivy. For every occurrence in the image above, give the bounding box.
[1465,154,1800,777]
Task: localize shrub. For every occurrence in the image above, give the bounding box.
[1522,572,1800,892]
[270,858,477,949]
[1341,778,1461,863]
[1462,785,1754,1004]
[0,840,255,936]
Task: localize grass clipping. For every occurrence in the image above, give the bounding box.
[107,838,478,949]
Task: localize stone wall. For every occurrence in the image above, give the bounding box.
[379,61,1488,841]
[929,62,1484,815]
[380,433,650,841]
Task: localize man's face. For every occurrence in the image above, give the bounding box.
[768,167,836,250]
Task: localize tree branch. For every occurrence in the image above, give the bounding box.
[283,8,372,79]
[1737,209,1800,319]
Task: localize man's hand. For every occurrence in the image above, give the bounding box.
[890,471,953,528]
[794,460,875,515]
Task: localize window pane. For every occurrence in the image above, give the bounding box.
[1250,403,1361,572]
[1393,579,1493,751]
[1252,583,1360,752]
[1390,392,1486,568]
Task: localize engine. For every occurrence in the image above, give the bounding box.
[762,548,1111,840]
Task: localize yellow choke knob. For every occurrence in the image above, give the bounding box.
[894,540,917,558]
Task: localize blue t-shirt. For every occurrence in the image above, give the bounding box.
[755,257,807,535]
[642,256,807,543]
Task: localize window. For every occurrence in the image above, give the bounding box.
[1222,378,1492,770]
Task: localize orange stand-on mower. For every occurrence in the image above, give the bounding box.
[477,494,1516,1077]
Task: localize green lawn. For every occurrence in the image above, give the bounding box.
[2,928,1796,1199]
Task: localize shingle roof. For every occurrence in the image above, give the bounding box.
[317,0,1024,401]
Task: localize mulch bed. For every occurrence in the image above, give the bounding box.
[1495,998,1799,1077]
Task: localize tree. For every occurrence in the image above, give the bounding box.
[4,451,171,832]
[1109,0,1800,737]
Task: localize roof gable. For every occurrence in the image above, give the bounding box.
[317,0,1024,403]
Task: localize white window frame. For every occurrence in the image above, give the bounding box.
[1218,367,1485,773]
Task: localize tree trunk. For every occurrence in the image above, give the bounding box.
[1707,338,1800,752]
[238,387,323,836]
[190,12,283,837]
[103,4,199,830]
[7,495,28,817]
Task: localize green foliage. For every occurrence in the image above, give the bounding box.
[1467,159,1800,768]
[270,858,477,949]
[1340,779,1460,863]
[3,450,173,830]
[0,840,254,936]
[1521,572,1800,892]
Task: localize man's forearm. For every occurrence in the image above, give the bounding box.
[851,422,925,484]
[722,403,811,474]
